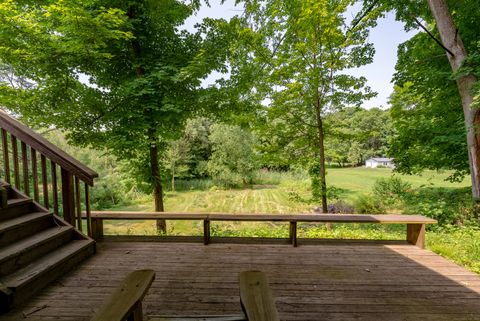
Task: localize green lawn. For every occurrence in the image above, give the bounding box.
[101,167,479,274]
[326,167,469,200]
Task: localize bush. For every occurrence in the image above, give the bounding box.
[373,176,412,206]
[327,185,347,201]
[91,176,130,209]
[207,124,259,187]
[354,194,385,214]
[402,187,476,226]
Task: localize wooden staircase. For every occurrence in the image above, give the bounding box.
[0,183,95,312]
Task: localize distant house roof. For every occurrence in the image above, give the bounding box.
[367,158,394,162]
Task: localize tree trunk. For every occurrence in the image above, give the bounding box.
[150,142,166,232]
[171,163,175,192]
[314,105,328,213]
[127,5,167,231]
[427,0,480,199]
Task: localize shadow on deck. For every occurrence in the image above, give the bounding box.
[2,240,480,321]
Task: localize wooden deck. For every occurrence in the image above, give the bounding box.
[2,240,480,321]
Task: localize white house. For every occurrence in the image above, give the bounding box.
[365,157,394,168]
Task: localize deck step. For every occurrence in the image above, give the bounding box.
[0,212,54,247]
[0,225,74,276]
[0,198,34,221]
[1,239,95,309]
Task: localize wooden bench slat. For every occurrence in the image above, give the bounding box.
[239,271,279,321]
[90,269,155,321]
[86,211,436,224]
[148,315,246,321]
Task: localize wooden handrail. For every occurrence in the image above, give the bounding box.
[0,109,97,235]
[0,109,98,185]
[90,269,155,321]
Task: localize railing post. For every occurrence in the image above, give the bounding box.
[1,128,10,184]
[91,217,104,240]
[204,219,210,245]
[61,168,75,224]
[85,183,92,237]
[289,221,297,247]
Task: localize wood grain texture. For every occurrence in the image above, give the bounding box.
[21,141,29,196]
[41,154,49,209]
[239,271,279,321]
[407,224,426,248]
[149,314,246,321]
[4,241,480,321]
[86,211,437,224]
[11,135,19,189]
[31,148,39,202]
[90,269,155,321]
[2,128,10,184]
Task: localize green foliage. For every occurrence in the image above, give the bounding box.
[0,0,233,210]
[427,226,480,274]
[324,107,392,167]
[308,161,322,202]
[233,0,378,206]
[353,194,385,214]
[402,187,476,226]
[384,0,480,181]
[207,124,259,187]
[372,176,412,206]
[43,130,132,209]
[299,223,405,240]
[182,117,213,177]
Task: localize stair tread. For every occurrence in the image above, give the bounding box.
[0,212,52,233]
[5,198,30,208]
[0,225,73,263]
[1,239,94,287]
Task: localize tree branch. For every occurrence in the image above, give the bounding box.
[411,15,455,57]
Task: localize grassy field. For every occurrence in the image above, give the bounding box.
[101,167,480,274]
[112,167,469,213]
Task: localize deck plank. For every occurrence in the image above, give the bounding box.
[2,241,480,321]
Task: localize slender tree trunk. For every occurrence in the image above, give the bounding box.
[171,163,175,192]
[150,141,166,232]
[127,5,166,231]
[428,0,480,200]
[314,104,328,213]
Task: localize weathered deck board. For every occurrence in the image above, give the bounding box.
[2,241,480,321]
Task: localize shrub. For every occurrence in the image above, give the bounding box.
[327,185,347,201]
[354,194,385,214]
[91,176,129,209]
[207,124,259,187]
[373,176,412,206]
[402,187,475,226]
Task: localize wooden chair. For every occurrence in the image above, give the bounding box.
[90,269,155,321]
[91,270,279,321]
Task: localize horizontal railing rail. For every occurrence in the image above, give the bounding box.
[0,109,98,236]
[84,211,437,248]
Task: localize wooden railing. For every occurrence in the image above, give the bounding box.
[0,109,98,236]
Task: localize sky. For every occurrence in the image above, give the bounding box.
[183,0,418,109]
